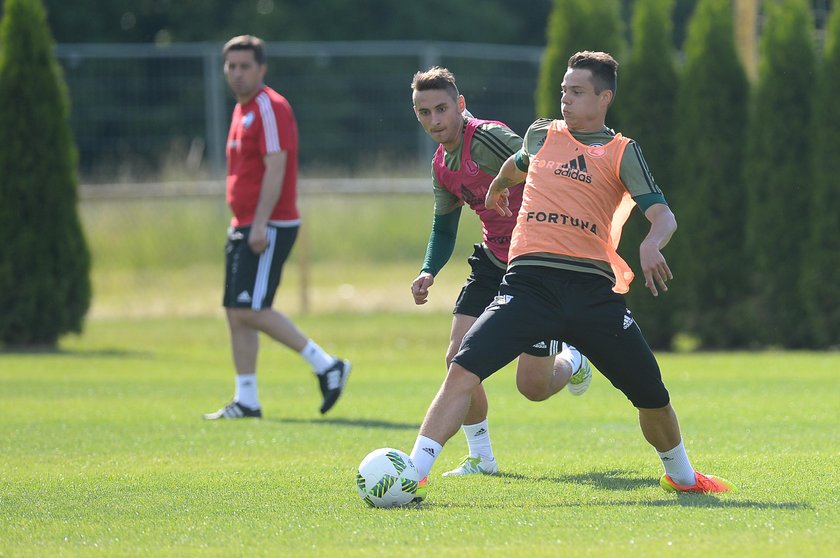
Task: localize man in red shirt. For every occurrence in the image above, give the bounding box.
[205,35,350,420]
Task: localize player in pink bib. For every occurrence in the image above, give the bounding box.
[408,67,593,479]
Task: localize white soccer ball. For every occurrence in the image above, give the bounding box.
[356,448,421,508]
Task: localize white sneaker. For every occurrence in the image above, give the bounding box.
[567,356,592,396]
[442,455,499,477]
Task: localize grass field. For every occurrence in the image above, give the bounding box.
[2,193,837,556]
[2,313,838,557]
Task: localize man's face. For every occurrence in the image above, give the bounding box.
[412,88,465,150]
[560,68,611,130]
[224,49,266,101]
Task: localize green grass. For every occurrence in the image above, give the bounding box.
[5,194,833,555]
[80,193,483,318]
[1,314,838,557]
[79,193,481,271]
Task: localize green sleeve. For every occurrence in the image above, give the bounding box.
[522,118,552,157]
[514,149,530,172]
[420,207,462,276]
[620,140,668,212]
[633,192,668,212]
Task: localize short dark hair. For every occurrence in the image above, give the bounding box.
[567,51,618,96]
[223,35,266,65]
[411,66,460,100]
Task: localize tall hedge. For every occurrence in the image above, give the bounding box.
[743,0,815,348]
[613,0,678,349]
[800,3,840,348]
[670,0,750,348]
[0,0,91,348]
[536,0,623,120]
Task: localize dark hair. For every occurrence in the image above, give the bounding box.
[567,51,618,96]
[411,66,460,100]
[223,35,266,65]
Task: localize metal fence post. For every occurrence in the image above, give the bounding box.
[203,45,226,175]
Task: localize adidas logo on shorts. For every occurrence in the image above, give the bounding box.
[237,290,252,303]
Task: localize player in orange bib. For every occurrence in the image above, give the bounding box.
[409,51,736,496]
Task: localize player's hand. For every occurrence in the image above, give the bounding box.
[248,223,269,254]
[411,272,435,305]
[485,184,512,217]
[640,240,673,297]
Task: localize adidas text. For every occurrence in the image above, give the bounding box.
[554,166,592,183]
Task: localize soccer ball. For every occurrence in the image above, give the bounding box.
[356,448,421,508]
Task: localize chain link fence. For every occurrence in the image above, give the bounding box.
[56,41,543,183]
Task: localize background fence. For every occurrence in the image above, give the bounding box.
[56,41,543,183]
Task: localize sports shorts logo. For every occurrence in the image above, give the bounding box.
[237,290,252,303]
[623,309,634,330]
[493,294,513,305]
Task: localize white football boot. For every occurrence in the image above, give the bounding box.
[442,455,499,477]
[567,355,593,396]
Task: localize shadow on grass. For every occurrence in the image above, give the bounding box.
[645,496,809,510]
[498,468,653,491]
[455,469,812,511]
[2,347,154,359]
[267,416,420,430]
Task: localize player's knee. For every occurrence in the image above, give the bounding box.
[444,362,481,394]
[444,343,460,369]
[226,307,247,325]
[516,376,550,402]
[227,307,259,326]
[628,385,670,409]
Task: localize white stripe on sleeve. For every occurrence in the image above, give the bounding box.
[257,92,281,154]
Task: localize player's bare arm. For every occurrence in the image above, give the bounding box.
[486,154,526,217]
[249,151,287,253]
[410,272,435,305]
[640,203,677,297]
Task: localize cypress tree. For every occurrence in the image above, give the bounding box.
[743,0,815,348]
[668,0,750,349]
[800,3,840,348]
[613,0,678,350]
[0,0,91,348]
[536,0,623,120]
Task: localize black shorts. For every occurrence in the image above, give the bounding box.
[452,265,670,409]
[453,244,562,357]
[223,225,298,310]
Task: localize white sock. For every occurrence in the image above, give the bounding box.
[558,342,583,373]
[657,440,695,486]
[463,419,494,460]
[301,339,335,374]
[234,373,260,409]
[410,435,443,479]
